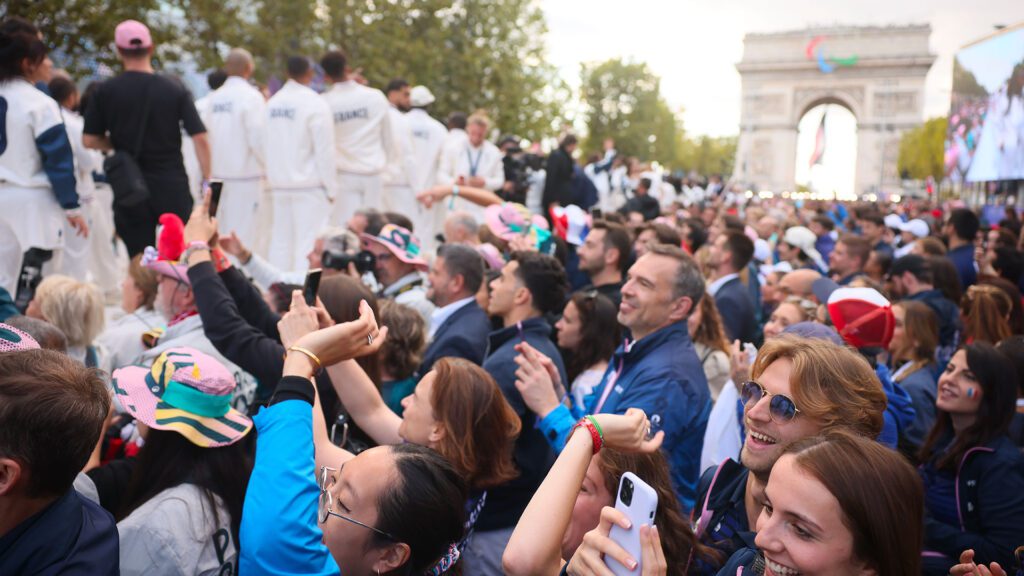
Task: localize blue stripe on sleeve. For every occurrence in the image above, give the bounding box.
[35,123,79,209]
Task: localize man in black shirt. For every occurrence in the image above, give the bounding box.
[575,220,629,308]
[541,134,577,213]
[83,19,210,256]
[619,177,661,221]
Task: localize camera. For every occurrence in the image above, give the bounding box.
[321,249,376,274]
[619,477,634,507]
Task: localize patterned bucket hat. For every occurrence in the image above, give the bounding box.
[0,322,40,353]
[361,224,429,269]
[112,347,252,447]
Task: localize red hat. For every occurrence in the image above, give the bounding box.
[141,213,190,285]
[826,287,894,349]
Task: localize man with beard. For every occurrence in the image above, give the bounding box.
[574,220,630,308]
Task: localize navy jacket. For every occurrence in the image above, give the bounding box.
[715,277,758,344]
[921,435,1024,573]
[896,366,937,452]
[539,322,711,511]
[479,317,567,531]
[906,289,961,353]
[947,245,978,290]
[693,458,752,564]
[0,489,119,575]
[418,300,492,376]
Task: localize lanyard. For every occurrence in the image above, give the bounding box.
[593,340,630,413]
[466,146,484,177]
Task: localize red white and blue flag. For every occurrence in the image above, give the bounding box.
[809,111,827,168]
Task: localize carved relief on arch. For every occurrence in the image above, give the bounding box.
[791,86,865,123]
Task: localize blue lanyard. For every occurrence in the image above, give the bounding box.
[466,146,483,177]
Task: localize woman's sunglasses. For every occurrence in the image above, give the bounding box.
[740,381,801,422]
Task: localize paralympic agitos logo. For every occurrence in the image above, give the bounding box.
[805,36,858,73]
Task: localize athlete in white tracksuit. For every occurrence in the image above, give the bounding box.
[406,90,448,246]
[264,75,336,271]
[0,76,85,298]
[437,116,504,222]
[59,104,98,283]
[202,49,266,251]
[320,63,395,227]
[382,105,417,214]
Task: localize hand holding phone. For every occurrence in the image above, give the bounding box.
[208,180,223,218]
[606,472,658,576]
[303,269,322,306]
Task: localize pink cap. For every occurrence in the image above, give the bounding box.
[115,20,153,50]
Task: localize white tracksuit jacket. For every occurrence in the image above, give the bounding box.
[406,108,447,193]
[202,76,266,180]
[321,81,396,175]
[264,80,336,198]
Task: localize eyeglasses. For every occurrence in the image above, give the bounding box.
[740,381,801,422]
[318,466,397,541]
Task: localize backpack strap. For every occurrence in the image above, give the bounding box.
[693,459,729,538]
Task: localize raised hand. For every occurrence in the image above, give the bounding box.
[513,341,562,417]
[591,408,664,453]
[290,299,386,368]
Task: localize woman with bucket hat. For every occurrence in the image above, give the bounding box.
[109,347,254,576]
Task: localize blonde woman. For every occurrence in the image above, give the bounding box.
[26,274,104,367]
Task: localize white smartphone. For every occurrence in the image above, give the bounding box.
[605,472,659,576]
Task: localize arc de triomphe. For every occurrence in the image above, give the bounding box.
[733,25,936,196]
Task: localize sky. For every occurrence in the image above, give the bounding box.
[543,0,1023,137]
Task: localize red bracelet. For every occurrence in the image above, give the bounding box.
[572,418,603,455]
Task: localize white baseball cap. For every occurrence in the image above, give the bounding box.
[899,219,930,239]
[409,86,435,107]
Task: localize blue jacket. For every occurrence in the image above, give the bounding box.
[0,488,119,575]
[876,363,916,449]
[921,435,1024,574]
[479,317,567,531]
[418,300,492,376]
[906,289,961,361]
[240,390,338,576]
[714,277,758,344]
[539,322,711,511]
[895,365,937,451]
[947,245,978,290]
[815,234,835,263]
[693,458,752,567]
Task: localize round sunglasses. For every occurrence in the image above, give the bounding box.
[740,381,801,422]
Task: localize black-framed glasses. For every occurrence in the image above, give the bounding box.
[740,381,801,422]
[318,466,397,541]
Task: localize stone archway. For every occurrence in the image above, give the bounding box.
[733,25,935,197]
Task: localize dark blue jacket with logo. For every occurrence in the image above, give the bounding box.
[539,321,711,511]
[921,434,1024,574]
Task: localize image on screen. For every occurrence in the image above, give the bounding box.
[946,25,1024,183]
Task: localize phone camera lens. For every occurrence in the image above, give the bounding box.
[620,478,634,506]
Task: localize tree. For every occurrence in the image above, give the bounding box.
[322,0,568,141]
[676,135,737,177]
[580,58,683,165]
[897,117,947,181]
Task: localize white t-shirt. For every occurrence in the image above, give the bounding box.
[264,80,337,197]
[119,483,238,576]
[61,108,98,202]
[321,80,394,175]
[203,76,266,180]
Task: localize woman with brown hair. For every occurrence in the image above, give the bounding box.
[555,291,620,405]
[918,343,1024,573]
[890,300,940,454]
[687,295,731,401]
[376,300,426,415]
[503,410,722,575]
[961,283,1014,344]
[719,431,924,576]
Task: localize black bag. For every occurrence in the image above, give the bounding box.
[104,79,152,208]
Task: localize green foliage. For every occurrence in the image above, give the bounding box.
[952,57,988,99]
[580,58,683,165]
[897,117,947,181]
[6,0,566,141]
[677,135,737,177]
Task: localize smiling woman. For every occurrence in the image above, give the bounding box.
[720,431,923,576]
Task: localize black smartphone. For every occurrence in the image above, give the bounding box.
[303,268,322,306]
[208,180,224,217]
[590,207,603,220]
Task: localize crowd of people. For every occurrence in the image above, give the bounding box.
[3,14,1024,576]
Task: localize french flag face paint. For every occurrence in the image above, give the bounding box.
[966,386,977,399]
